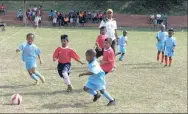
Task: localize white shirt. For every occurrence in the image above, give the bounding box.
[99,19,117,41]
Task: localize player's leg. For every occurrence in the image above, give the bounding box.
[27,68,39,85]
[161,51,165,63]
[32,68,45,83]
[169,57,172,66]
[164,55,168,67]
[157,51,161,61]
[84,84,101,102]
[99,89,115,106]
[119,47,126,61]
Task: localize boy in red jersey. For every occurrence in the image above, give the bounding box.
[95,26,108,58]
[100,38,115,74]
[53,35,84,92]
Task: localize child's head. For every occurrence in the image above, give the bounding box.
[100,26,106,35]
[123,30,127,36]
[61,34,69,47]
[85,49,96,62]
[104,38,112,49]
[160,25,165,32]
[26,33,34,45]
[168,28,174,37]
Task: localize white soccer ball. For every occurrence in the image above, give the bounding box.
[10,94,22,105]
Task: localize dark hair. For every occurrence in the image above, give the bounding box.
[61,34,69,41]
[85,49,96,56]
[100,26,106,30]
[168,28,174,32]
[105,38,112,45]
[26,33,34,39]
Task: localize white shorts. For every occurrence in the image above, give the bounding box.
[53,18,57,23]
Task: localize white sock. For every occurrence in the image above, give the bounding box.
[62,72,71,85]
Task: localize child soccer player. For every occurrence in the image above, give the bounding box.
[100,38,115,74]
[116,30,128,61]
[16,33,45,85]
[95,26,108,58]
[156,25,168,63]
[79,49,115,106]
[53,34,84,92]
[164,28,176,67]
[0,19,6,31]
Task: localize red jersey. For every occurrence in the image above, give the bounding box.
[96,34,108,49]
[1,5,5,10]
[100,47,115,72]
[53,47,80,64]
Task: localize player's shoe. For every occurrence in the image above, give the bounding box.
[39,75,45,83]
[107,99,116,106]
[34,80,39,85]
[93,92,101,102]
[67,85,73,92]
[164,64,167,67]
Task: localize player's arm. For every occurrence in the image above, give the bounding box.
[115,29,118,39]
[35,47,42,64]
[79,71,93,77]
[16,43,24,53]
[37,54,42,64]
[53,48,59,61]
[71,49,85,65]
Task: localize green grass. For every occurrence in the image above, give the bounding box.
[0,27,187,113]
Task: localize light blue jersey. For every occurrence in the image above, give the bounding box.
[118,35,127,53]
[19,43,41,70]
[85,59,106,90]
[164,36,176,57]
[156,31,168,51]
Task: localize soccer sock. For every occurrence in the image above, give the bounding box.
[169,57,172,65]
[62,72,71,85]
[120,53,125,59]
[115,52,121,56]
[35,71,41,78]
[31,73,39,81]
[161,53,164,62]
[157,53,160,61]
[102,91,114,101]
[165,56,168,65]
[87,89,97,96]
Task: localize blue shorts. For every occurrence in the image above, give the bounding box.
[165,48,174,57]
[118,46,126,53]
[57,62,71,78]
[25,61,37,70]
[85,81,105,90]
[156,43,165,51]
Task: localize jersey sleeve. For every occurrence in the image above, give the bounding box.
[18,43,25,51]
[53,47,59,59]
[99,20,105,28]
[70,49,80,61]
[35,46,41,55]
[88,62,100,74]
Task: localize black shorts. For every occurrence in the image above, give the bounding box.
[0,24,4,27]
[57,62,71,78]
[105,72,108,75]
[95,48,104,58]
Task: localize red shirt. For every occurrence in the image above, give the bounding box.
[96,34,108,49]
[1,5,5,10]
[100,47,115,72]
[53,47,80,64]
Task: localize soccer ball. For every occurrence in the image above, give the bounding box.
[10,94,22,105]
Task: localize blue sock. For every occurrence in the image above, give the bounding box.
[87,89,97,95]
[31,74,39,81]
[102,91,114,101]
[35,71,41,78]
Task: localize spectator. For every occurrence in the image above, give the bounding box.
[156,13,162,24]
[72,12,77,27]
[1,3,6,15]
[162,13,168,28]
[49,10,54,20]
[153,16,157,31]
[52,11,57,26]
[57,12,63,26]
[17,9,23,21]
[92,11,97,23]
[64,15,69,26]
[149,14,155,24]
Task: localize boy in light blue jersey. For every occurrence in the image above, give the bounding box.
[156,25,168,63]
[164,28,176,67]
[116,31,128,61]
[79,49,115,106]
[16,33,45,85]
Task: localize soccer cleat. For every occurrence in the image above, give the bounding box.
[67,85,73,92]
[40,75,45,83]
[107,99,116,106]
[164,64,167,67]
[119,58,123,61]
[93,92,101,102]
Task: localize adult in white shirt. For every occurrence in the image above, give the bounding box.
[99,9,118,53]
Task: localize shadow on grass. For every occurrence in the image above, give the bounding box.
[123,62,157,66]
[41,102,89,109]
[0,84,34,89]
[0,89,83,97]
[131,66,162,69]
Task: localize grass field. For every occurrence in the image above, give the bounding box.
[0,27,187,113]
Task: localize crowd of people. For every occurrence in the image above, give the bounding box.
[150,13,168,30]
[0,3,6,15]
[49,10,106,27]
